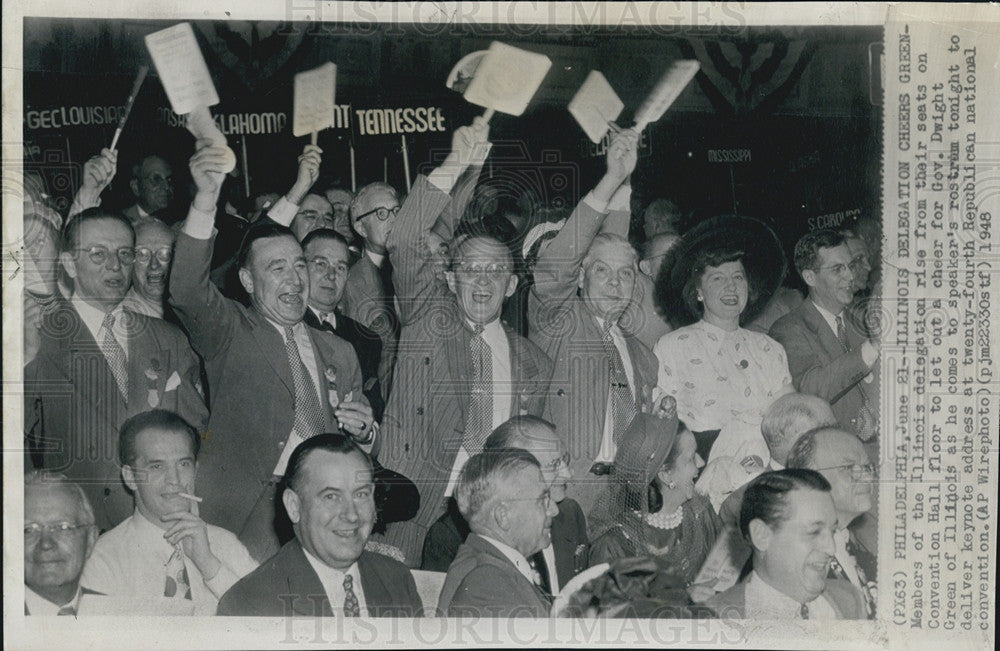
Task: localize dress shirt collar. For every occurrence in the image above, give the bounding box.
[301,546,363,612]
[25,585,82,616]
[365,249,386,268]
[811,300,843,335]
[130,509,176,554]
[136,204,151,219]
[466,317,504,341]
[265,317,304,338]
[478,534,534,584]
[308,305,337,330]
[745,570,807,619]
[70,294,126,343]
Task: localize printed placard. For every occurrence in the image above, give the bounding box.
[144,22,220,115]
[568,70,625,143]
[462,42,552,116]
[292,62,337,137]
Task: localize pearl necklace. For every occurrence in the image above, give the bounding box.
[642,504,684,531]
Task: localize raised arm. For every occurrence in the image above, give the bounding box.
[387,118,490,325]
[262,144,323,227]
[67,148,117,218]
[168,140,243,362]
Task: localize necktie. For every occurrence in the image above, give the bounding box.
[800,602,809,619]
[284,325,327,443]
[836,315,876,440]
[343,573,361,616]
[464,327,493,454]
[601,324,636,445]
[57,605,76,616]
[833,532,876,618]
[529,551,553,597]
[164,545,192,600]
[100,312,129,401]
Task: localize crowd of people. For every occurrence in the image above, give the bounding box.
[22,114,881,621]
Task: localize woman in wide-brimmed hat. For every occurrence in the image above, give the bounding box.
[652,216,793,463]
[587,400,722,591]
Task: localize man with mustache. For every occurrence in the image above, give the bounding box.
[169,139,372,563]
[770,229,881,442]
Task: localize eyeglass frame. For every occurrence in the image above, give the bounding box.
[308,257,350,277]
[134,246,173,265]
[74,245,136,266]
[354,205,400,222]
[140,173,173,187]
[24,521,92,543]
[813,462,877,480]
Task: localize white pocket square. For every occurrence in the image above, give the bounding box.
[164,371,182,392]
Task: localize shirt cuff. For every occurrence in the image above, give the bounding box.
[267,195,298,227]
[608,184,631,213]
[581,191,609,214]
[427,167,460,195]
[204,564,240,599]
[181,203,218,240]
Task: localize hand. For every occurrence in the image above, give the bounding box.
[161,501,221,579]
[334,400,374,442]
[189,139,232,206]
[605,127,638,184]
[288,144,323,204]
[80,148,117,195]
[451,116,491,168]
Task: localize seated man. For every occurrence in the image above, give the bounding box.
[218,433,420,616]
[704,469,866,619]
[437,448,559,618]
[787,426,877,618]
[24,471,100,615]
[81,410,258,615]
[422,416,588,593]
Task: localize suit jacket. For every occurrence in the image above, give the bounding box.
[217,539,421,617]
[422,498,589,590]
[340,252,397,401]
[24,298,208,531]
[169,233,367,547]
[704,575,866,619]
[437,533,551,618]
[769,300,876,438]
[304,307,385,422]
[528,199,658,514]
[379,175,553,566]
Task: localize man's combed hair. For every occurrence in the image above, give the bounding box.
[237,222,298,270]
[349,181,398,224]
[793,228,845,276]
[61,207,133,253]
[483,415,556,452]
[454,448,540,525]
[739,468,831,540]
[283,432,373,493]
[24,469,96,527]
[581,233,638,272]
[301,227,349,251]
[119,409,201,468]
[785,425,841,470]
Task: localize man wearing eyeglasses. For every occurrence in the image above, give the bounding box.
[770,229,880,443]
[24,208,209,532]
[786,426,877,619]
[438,448,559,617]
[24,471,100,615]
[378,118,553,567]
[125,155,174,224]
[120,218,175,320]
[422,416,587,595]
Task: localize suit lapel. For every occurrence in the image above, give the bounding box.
[63,313,126,432]
[503,325,536,417]
[444,308,474,420]
[306,324,339,427]
[286,541,335,617]
[357,552,389,614]
[247,310,295,397]
[801,301,845,359]
[125,316,170,413]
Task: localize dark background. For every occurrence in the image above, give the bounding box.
[23,19,882,264]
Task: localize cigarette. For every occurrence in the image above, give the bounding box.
[178,492,203,503]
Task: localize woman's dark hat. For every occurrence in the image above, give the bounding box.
[654,215,787,328]
[613,398,680,492]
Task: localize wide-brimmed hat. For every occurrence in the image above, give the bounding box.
[654,215,786,328]
[613,398,680,493]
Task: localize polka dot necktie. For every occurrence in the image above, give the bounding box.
[464,326,493,455]
[343,574,361,617]
[100,312,129,401]
[601,324,636,445]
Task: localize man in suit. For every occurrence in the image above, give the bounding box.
[704,469,866,619]
[787,426,877,618]
[120,218,176,320]
[438,448,559,617]
[422,416,588,592]
[769,229,880,442]
[82,410,258,615]
[125,155,174,224]
[25,208,208,531]
[528,128,657,514]
[24,471,100,615]
[169,140,373,562]
[378,118,553,566]
[217,433,421,616]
